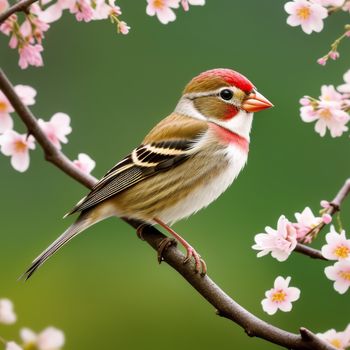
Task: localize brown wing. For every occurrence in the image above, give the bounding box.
[65,113,208,216]
[65,140,196,216]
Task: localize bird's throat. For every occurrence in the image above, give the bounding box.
[208,122,249,152]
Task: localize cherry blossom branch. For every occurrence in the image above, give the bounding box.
[0,0,38,23]
[0,68,337,350]
[294,243,327,260]
[293,178,350,260]
[331,178,350,209]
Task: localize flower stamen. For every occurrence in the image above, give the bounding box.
[0,101,7,112]
[333,245,350,259]
[339,270,350,281]
[297,6,311,20]
[271,290,286,303]
[153,0,165,9]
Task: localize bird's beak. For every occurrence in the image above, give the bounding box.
[242,91,274,113]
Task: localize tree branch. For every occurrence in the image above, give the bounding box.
[0,68,337,350]
[0,0,39,23]
[331,178,350,210]
[294,243,327,260]
[292,177,350,260]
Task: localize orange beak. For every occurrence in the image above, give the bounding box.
[242,91,274,113]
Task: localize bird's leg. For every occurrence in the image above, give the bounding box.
[154,217,207,275]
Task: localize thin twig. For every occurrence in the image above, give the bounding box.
[294,243,327,260]
[331,178,350,208]
[0,0,38,23]
[0,68,337,350]
[301,178,350,244]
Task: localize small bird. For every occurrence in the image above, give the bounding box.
[23,68,273,279]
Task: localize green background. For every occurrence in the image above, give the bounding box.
[1,1,350,349]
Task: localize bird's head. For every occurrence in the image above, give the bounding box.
[174,68,273,140]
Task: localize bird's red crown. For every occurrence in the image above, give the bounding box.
[188,68,254,93]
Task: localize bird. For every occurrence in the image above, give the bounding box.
[23,68,273,279]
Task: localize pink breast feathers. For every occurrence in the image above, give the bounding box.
[209,123,249,152]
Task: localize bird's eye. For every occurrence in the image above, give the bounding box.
[219,89,233,101]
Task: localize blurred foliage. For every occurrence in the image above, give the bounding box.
[0,1,350,349]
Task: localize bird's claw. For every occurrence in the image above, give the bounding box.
[183,246,207,276]
[157,237,177,263]
[136,224,147,241]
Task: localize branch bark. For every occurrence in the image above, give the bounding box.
[294,243,327,260]
[0,68,338,350]
[0,0,39,23]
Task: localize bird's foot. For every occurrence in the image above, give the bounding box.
[154,217,207,276]
[183,245,207,276]
[157,237,177,263]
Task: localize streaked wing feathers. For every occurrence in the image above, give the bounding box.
[65,139,193,216]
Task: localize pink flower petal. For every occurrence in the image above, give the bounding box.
[261,298,278,315]
[14,85,36,105]
[11,149,30,172]
[0,113,13,132]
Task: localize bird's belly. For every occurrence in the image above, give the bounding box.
[112,143,248,224]
[158,144,248,224]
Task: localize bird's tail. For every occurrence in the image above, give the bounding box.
[22,212,95,280]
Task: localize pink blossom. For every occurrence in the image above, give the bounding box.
[69,0,94,22]
[21,327,65,350]
[0,85,36,132]
[118,20,130,34]
[20,18,32,39]
[0,112,13,132]
[321,200,331,208]
[317,328,350,350]
[300,85,350,137]
[322,213,332,224]
[329,50,340,60]
[0,0,9,13]
[325,260,350,294]
[315,106,349,138]
[36,2,65,23]
[8,34,18,48]
[180,0,205,11]
[321,226,350,260]
[313,0,345,5]
[321,84,343,102]
[93,0,121,19]
[28,13,50,43]
[0,90,14,132]
[0,14,17,35]
[252,215,297,261]
[108,0,121,15]
[299,97,311,106]
[0,298,17,325]
[18,43,44,69]
[14,84,37,105]
[343,1,350,11]
[146,0,180,24]
[317,56,327,65]
[284,0,328,34]
[293,207,323,241]
[337,69,350,94]
[73,153,96,174]
[261,276,300,315]
[0,130,36,172]
[5,342,22,350]
[38,113,72,149]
